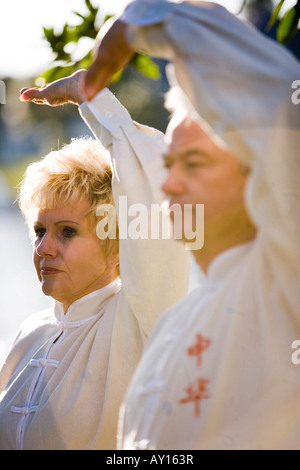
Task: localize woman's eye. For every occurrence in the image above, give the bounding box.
[34,228,46,238]
[62,227,76,238]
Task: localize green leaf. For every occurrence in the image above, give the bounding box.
[73,12,86,21]
[38,64,76,83]
[43,25,72,61]
[43,27,55,44]
[85,0,98,16]
[134,55,161,80]
[277,5,300,44]
[111,69,123,83]
[78,51,93,69]
[39,1,160,86]
[266,0,285,31]
[104,14,113,23]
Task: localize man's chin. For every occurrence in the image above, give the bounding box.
[171,222,204,251]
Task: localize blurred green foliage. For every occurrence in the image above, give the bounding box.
[266,0,300,44]
[39,0,160,84]
[240,0,300,44]
[39,0,299,84]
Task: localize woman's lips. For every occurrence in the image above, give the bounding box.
[40,267,62,275]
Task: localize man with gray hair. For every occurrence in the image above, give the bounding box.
[81,0,300,450]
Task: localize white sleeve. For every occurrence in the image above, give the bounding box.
[79,89,191,336]
[120,0,300,312]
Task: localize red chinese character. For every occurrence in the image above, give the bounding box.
[187,333,211,366]
[179,378,210,418]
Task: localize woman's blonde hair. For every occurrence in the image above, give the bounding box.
[18,137,119,269]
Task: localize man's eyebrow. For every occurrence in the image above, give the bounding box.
[180,149,211,159]
[163,149,210,160]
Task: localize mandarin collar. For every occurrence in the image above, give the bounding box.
[205,241,254,284]
[53,279,121,323]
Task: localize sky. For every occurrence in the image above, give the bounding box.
[0,0,127,79]
[0,0,249,80]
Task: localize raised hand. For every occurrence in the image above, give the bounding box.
[20,69,87,106]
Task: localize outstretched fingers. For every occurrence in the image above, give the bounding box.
[20,87,49,103]
[20,71,86,106]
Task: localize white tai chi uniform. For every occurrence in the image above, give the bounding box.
[116,0,300,450]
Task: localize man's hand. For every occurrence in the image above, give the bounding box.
[20,69,87,106]
[82,18,135,101]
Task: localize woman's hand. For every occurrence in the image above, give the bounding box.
[20,18,135,105]
[20,69,87,106]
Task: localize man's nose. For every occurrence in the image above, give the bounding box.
[161,164,186,195]
[35,233,57,258]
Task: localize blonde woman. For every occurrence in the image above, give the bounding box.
[0,76,190,450]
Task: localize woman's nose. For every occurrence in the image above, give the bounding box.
[35,233,57,258]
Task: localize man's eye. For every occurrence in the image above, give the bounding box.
[185,160,203,169]
[163,156,174,169]
[34,228,46,238]
[62,227,76,238]
[164,161,173,169]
